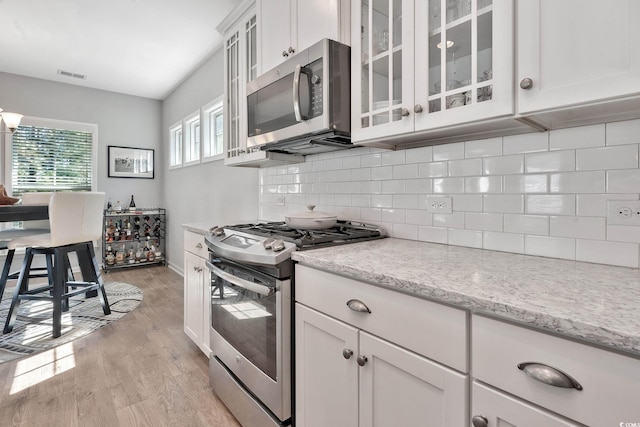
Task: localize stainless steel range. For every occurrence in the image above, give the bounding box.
[204,220,383,427]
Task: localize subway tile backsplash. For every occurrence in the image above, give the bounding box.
[259,119,640,268]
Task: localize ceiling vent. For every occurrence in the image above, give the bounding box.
[57,69,86,80]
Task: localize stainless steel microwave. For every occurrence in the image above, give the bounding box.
[246,39,351,155]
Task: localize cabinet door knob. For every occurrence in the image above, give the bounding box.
[414,104,423,113]
[520,77,534,90]
[471,415,488,427]
[401,107,410,117]
[342,348,353,359]
[517,362,583,390]
[288,46,295,54]
[195,243,203,249]
[347,299,371,313]
[356,355,368,366]
[282,51,289,57]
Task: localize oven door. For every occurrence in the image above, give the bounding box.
[206,257,290,420]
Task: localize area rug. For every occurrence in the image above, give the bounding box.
[0,281,143,364]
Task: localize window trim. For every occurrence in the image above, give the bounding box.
[202,95,225,163]
[169,120,183,170]
[183,109,201,167]
[3,116,98,194]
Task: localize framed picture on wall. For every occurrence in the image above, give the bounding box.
[107,146,154,179]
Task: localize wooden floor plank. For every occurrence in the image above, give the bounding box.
[0,266,240,427]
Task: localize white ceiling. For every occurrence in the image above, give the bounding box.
[0,0,240,100]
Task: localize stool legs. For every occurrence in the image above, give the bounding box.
[3,243,111,338]
[3,248,34,334]
[0,248,15,302]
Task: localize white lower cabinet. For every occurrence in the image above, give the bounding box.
[295,304,468,427]
[358,331,467,427]
[471,382,581,427]
[295,305,358,426]
[294,265,640,425]
[183,231,211,356]
[472,314,640,426]
[294,264,469,427]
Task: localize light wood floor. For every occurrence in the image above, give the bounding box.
[0,266,241,427]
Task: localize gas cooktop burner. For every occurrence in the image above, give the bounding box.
[225,220,384,249]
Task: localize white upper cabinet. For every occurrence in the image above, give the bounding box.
[352,0,521,147]
[517,0,640,128]
[219,1,304,167]
[219,3,258,166]
[258,0,351,73]
[351,0,640,149]
[415,0,515,130]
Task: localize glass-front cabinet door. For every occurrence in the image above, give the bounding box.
[224,12,258,165]
[414,0,514,130]
[352,0,415,142]
[351,0,514,143]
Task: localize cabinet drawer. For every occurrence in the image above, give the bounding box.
[472,382,581,426]
[184,230,208,258]
[295,265,468,372]
[472,315,640,426]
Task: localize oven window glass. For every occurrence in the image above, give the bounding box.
[210,263,277,380]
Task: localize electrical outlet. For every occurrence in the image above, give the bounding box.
[276,195,285,206]
[607,200,640,225]
[426,196,452,213]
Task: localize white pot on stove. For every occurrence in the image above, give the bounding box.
[285,205,337,230]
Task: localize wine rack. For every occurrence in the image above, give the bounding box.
[102,207,166,271]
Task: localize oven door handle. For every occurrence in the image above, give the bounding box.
[206,261,276,297]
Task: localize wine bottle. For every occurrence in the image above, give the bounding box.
[129,195,136,209]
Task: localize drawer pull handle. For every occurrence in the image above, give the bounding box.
[195,243,203,249]
[342,349,353,359]
[346,299,371,313]
[517,362,583,390]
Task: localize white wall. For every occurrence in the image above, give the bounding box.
[161,49,259,272]
[260,119,640,268]
[0,71,163,206]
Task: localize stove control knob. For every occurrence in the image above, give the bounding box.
[271,239,286,252]
[263,238,275,249]
[213,227,225,237]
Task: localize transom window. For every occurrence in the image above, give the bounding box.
[169,122,183,168]
[202,96,224,161]
[184,111,201,166]
[169,95,224,168]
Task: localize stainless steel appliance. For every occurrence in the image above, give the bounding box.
[205,221,383,427]
[246,39,351,155]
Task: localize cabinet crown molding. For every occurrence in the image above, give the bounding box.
[216,0,255,35]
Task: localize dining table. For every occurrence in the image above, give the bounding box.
[0,203,49,222]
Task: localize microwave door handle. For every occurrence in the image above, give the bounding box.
[293,64,312,122]
[206,261,276,297]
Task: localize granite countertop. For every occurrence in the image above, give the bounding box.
[182,223,216,235]
[292,238,640,358]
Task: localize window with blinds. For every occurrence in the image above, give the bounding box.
[11,124,94,195]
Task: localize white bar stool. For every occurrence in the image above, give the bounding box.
[3,192,111,338]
